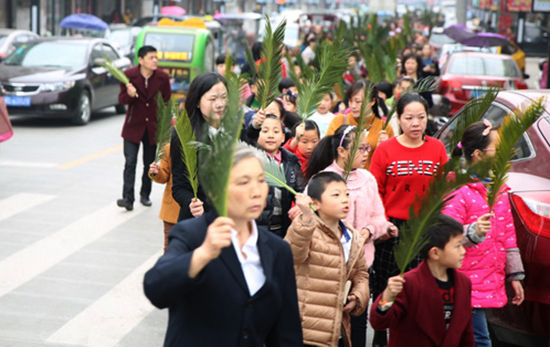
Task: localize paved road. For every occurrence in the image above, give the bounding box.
[0,109,167,346]
[0,56,543,346]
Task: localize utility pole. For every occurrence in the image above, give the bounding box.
[456,0,467,25]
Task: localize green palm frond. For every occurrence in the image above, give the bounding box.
[99,59,137,98]
[449,87,499,151]
[174,107,199,199]
[154,93,174,162]
[297,38,352,120]
[197,59,245,217]
[256,17,286,110]
[414,76,439,94]
[342,84,373,181]
[245,45,257,78]
[486,98,545,209]
[394,157,473,275]
[262,154,299,195]
[285,52,302,94]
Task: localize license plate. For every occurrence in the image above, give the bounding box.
[5,95,31,107]
[470,89,488,99]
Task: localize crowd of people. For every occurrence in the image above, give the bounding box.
[115,14,526,347]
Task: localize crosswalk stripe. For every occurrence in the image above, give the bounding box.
[46,251,162,347]
[0,193,56,221]
[0,203,147,298]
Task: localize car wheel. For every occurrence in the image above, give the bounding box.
[115,104,126,114]
[72,91,91,126]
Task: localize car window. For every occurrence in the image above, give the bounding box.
[90,44,103,62]
[440,102,533,161]
[448,56,519,77]
[3,41,88,68]
[102,44,120,61]
[144,32,194,62]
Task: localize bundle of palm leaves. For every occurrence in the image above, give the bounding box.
[154,93,175,163]
[485,98,545,209]
[174,107,199,200]
[99,60,137,98]
[256,17,286,111]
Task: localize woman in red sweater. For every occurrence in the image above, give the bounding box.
[369,93,448,347]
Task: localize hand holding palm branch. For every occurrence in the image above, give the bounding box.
[99,59,138,98]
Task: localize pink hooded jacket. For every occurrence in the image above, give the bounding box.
[442,182,520,308]
[323,162,388,267]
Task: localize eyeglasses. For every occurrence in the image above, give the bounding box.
[345,145,371,154]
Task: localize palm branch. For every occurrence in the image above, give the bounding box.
[486,97,545,209]
[297,38,352,120]
[174,107,199,200]
[285,52,302,94]
[449,87,499,151]
[342,84,373,181]
[256,17,286,110]
[197,55,245,217]
[394,157,474,275]
[262,154,299,195]
[99,59,137,98]
[154,93,174,163]
[244,45,257,78]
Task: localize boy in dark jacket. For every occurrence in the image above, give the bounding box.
[249,114,304,237]
[370,215,475,347]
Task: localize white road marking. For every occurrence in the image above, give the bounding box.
[0,161,58,168]
[46,251,162,347]
[0,193,56,222]
[0,203,147,298]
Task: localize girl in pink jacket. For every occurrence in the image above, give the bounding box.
[442,120,525,347]
[305,124,397,347]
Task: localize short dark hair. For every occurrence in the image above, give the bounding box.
[278,78,295,93]
[216,54,234,66]
[420,215,463,259]
[307,171,346,201]
[138,45,157,59]
[396,93,429,119]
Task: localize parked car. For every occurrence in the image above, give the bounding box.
[435,90,550,347]
[0,29,39,62]
[520,22,550,57]
[106,26,142,62]
[0,37,131,125]
[438,52,527,115]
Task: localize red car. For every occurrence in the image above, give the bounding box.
[438,52,528,115]
[436,90,550,346]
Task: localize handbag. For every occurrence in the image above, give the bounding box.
[0,96,13,143]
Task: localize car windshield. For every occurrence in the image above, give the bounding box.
[431,33,455,45]
[108,30,131,46]
[143,32,194,62]
[448,56,519,77]
[0,35,7,46]
[3,41,88,68]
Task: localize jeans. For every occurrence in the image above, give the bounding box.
[472,308,491,347]
[351,308,368,346]
[122,129,156,202]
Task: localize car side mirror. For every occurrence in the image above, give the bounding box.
[523,73,530,80]
[92,58,106,66]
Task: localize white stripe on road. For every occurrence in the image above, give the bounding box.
[0,160,58,168]
[0,193,56,221]
[0,203,147,298]
[46,251,162,347]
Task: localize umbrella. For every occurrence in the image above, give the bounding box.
[60,14,108,31]
[161,6,186,16]
[443,24,475,42]
[460,32,509,47]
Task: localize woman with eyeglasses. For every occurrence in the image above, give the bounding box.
[303,124,395,347]
[368,93,448,347]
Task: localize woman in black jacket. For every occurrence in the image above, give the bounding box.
[171,72,250,222]
[145,143,303,346]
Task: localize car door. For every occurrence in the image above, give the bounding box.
[88,43,109,109]
[102,43,126,107]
